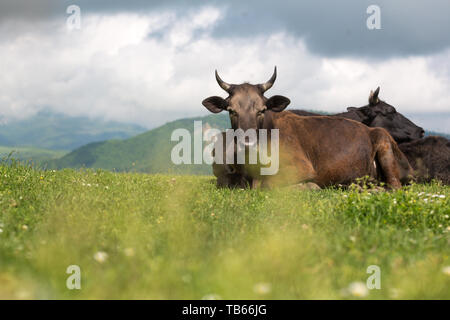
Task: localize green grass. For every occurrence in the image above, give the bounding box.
[0,161,449,299]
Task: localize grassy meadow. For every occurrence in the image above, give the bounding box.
[0,160,449,299]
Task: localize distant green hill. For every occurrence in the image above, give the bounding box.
[47,113,230,175]
[0,146,67,163]
[0,111,146,150]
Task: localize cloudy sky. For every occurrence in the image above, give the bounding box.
[0,0,449,133]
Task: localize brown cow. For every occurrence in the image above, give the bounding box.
[203,68,412,189]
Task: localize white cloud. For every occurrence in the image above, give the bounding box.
[0,6,449,133]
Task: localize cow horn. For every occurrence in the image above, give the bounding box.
[260,66,277,92]
[369,86,381,105]
[215,70,231,92]
[373,86,380,100]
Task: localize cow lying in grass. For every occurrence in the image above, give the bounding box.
[291,87,450,185]
[399,136,450,184]
[204,68,412,189]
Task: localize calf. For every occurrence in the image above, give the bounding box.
[399,136,450,184]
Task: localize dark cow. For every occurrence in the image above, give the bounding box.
[399,136,450,184]
[290,87,425,144]
[203,69,412,189]
[290,88,449,185]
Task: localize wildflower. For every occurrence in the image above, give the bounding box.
[0,228,3,234]
[253,282,272,295]
[22,225,28,231]
[94,251,108,263]
[347,282,369,297]
[442,266,450,276]
[302,224,309,230]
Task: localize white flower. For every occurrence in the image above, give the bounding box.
[439,195,445,199]
[442,266,450,276]
[347,282,369,298]
[94,251,108,263]
[253,282,272,295]
[0,228,3,234]
[22,225,28,231]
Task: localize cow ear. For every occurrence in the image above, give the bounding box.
[266,95,290,112]
[202,96,228,113]
[368,86,380,106]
